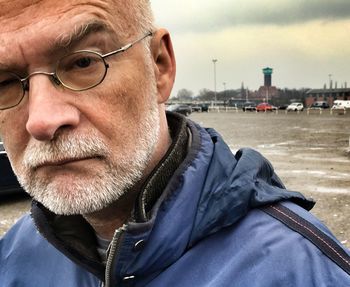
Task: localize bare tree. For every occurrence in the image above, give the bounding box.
[177,88,194,101]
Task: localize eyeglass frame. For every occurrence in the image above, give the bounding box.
[0,31,153,110]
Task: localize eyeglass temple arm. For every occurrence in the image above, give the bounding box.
[102,31,153,58]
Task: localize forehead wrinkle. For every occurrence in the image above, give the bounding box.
[52,20,112,50]
[0,20,114,72]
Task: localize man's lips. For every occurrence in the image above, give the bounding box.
[34,156,100,169]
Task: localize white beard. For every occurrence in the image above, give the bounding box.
[14,93,160,215]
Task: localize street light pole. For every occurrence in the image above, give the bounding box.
[266,87,269,103]
[328,74,332,89]
[212,59,218,106]
[223,82,226,103]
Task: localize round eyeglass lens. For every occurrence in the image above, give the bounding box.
[56,51,107,91]
[0,71,24,110]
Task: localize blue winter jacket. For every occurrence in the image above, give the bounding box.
[1,114,350,286]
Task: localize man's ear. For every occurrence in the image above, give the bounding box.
[150,29,176,104]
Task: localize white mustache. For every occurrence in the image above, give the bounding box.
[23,133,109,169]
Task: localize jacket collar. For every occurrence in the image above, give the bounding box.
[133,112,190,222]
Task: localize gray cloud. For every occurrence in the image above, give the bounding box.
[240,0,350,25]
[153,0,350,33]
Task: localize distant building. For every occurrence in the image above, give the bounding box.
[263,67,273,87]
[305,87,350,107]
[251,67,279,102]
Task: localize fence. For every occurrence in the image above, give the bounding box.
[206,106,350,116]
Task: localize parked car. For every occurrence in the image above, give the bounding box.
[278,104,289,110]
[0,142,24,196]
[331,100,350,110]
[242,102,257,112]
[286,102,304,111]
[310,101,329,109]
[256,102,277,112]
[166,104,192,116]
[191,103,209,112]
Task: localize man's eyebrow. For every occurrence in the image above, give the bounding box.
[51,20,113,51]
[0,21,113,72]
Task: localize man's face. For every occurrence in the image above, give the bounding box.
[0,1,161,215]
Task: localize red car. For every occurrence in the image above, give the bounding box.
[256,102,276,112]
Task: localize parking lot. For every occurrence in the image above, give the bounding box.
[1,110,350,248]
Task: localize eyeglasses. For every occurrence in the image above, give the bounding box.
[0,31,153,110]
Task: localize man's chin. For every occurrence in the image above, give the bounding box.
[34,195,113,216]
[26,181,123,215]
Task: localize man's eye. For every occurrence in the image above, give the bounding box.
[59,52,102,74]
[0,78,17,88]
[74,57,92,68]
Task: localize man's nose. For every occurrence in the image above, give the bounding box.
[25,75,80,141]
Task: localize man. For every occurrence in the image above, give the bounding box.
[0,1,349,286]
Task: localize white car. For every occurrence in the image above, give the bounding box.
[286,102,304,111]
[331,100,350,110]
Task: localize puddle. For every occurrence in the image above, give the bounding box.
[257,141,297,149]
[309,147,326,151]
[280,169,350,179]
[293,155,350,163]
[261,150,289,156]
[309,186,350,194]
[289,170,326,175]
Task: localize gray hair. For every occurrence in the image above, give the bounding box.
[110,0,155,36]
[107,0,156,54]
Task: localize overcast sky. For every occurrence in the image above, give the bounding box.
[151,0,350,97]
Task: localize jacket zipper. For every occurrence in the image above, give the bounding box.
[31,206,127,287]
[103,224,127,287]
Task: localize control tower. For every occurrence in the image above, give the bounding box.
[263,67,273,87]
